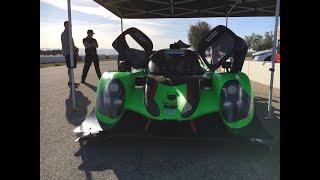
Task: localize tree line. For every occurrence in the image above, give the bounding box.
[244,32,273,51]
[187,21,273,52]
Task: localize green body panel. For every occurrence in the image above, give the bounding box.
[213,72,254,129]
[95,70,254,130]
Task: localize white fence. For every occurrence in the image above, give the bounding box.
[241,61,280,89]
[40,55,115,64]
[40,56,280,89]
[40,56,65,64]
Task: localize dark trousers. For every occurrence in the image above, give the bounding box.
[81,54,102,81]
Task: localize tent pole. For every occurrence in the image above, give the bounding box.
[118,17,123,71]
[225,0,241,28]
[121,17,123,33]
[265,0,280,120]
[67,0,77,110]
[225,15,228,27]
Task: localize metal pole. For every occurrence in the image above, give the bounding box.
[225,16,228,27]
[118,17,123,71]
[67,0,77,110]
[265,0,280,119]
[121,18,123,33]
[225,0,241,28]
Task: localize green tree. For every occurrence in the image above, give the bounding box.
[244,32,273,51]
[252,34,263,51]
[244,35,251,49]
[187,21,211,51]
[261,32,273,50]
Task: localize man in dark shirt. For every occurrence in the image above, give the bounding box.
[81,29,102,83]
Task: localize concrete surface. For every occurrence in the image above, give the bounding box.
[40,60,280,180]
[241,61,280,89]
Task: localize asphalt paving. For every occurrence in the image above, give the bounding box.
[40,60,280,180]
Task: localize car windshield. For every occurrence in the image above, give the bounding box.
[148,49,205,76]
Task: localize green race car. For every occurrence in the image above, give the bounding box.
[74,25,270,142]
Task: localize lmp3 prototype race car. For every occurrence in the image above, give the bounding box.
[74,25,270,142]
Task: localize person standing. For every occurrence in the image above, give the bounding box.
[81,29,101,83]
[61,21,79,87]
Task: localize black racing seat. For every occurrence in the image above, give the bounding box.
[144,77,201,118]
[145,49,203,117]
[181,78,200,117]
[144,77,160,116]
[148,49,204,78]
[144,76,200,118]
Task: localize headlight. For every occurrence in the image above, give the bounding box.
[220,80,251,122]
[97,79,125,118]
[227,85,237,95]
[109,83,119,92]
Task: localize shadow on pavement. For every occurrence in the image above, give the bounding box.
[253,96,280,148]
[83,82,97,92]
[65,89,91,126]
[75,134,275,180]
[74,107,278,180]
[254,96,280,121]
[253,92,280,100]
[72,93,280,180]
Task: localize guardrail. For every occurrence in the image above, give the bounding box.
[40,55,114,64]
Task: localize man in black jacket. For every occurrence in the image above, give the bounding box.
[81,29,101,83]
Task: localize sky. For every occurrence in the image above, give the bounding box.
[40,0,279,50]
